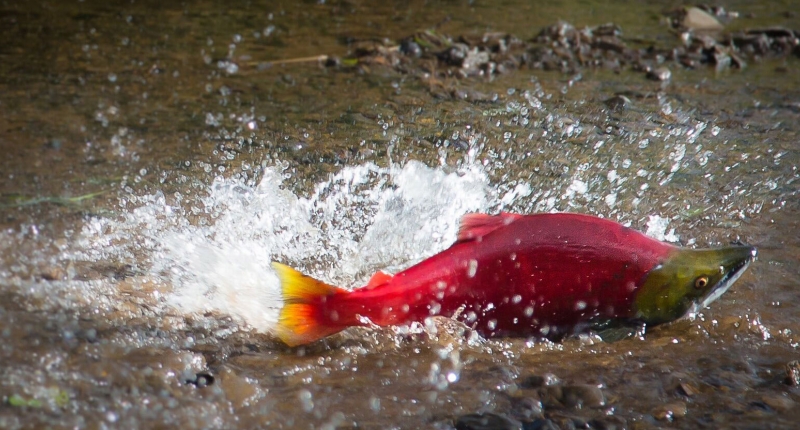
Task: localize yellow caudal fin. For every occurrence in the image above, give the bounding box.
[271,262,348,346]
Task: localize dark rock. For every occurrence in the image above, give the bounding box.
[646,67,671,81]
[604,95,631,111]
[509,397,543,420]
[538,385,564,408]
[561,384,606,408]
[523,419,560,430]
[520,374,559,389]
[455,413,523,430]
[653,401,687,421]
[324,56,341,67]
[785,360,800,386]
[400,39,422,57]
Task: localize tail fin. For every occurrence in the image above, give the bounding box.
[271,262,348,346]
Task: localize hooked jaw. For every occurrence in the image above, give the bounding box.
[691,245,757,314]
[634,245,757,325]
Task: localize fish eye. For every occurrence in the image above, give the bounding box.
[694,276,709,289]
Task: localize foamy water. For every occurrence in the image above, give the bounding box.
[67,160,498,333]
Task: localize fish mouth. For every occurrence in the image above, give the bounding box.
[693,245,757,312]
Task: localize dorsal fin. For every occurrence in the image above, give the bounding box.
[364,270,393,289]
[456,212,522,243]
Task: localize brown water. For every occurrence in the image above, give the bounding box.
[1,1,799,429]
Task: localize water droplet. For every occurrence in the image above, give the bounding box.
[298,389,314,412]
[369,396,380,412]
[467,259,478,278]
[105,411,118,423]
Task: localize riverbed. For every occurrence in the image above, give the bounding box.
[1,1,799,428]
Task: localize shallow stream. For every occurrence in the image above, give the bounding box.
[1,1,799,429]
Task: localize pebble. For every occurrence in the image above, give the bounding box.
[682,7,724,31]
[603,95,631,111]
[520,374,559,389]
[522,418,559,430]
[399,39,422,57]
[664,372,698,397]
[561,384,606,408]
[40,266,67,281]
[538,386,563,409]
[785,360,800,386]
[653,401,687,421]
[455,413,522,430]
[646,67,671,81]
[677,382,697,397]
[508,396,543,420]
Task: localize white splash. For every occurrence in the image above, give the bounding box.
[645,215,679,243]
[72,161,496,332]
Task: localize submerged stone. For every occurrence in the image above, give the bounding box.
[560,384,606,408]
[785,360,800,386]
[653,401,688,421]
[455,413,523,430]
[682,7,724,31]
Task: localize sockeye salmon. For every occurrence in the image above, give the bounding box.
[272,212,756,346]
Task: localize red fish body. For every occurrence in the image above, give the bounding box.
[273,212,755,346]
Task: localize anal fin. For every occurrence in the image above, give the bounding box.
[364,270,393,289]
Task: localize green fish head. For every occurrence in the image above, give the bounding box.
[634,245,757,325]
